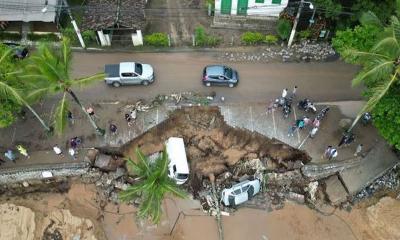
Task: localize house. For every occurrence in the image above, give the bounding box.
[80,0,147,47]
[213,0,289,30]
[0,0,62,38]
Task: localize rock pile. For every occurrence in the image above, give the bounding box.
[354,166,400,201]
[219,41,336,63]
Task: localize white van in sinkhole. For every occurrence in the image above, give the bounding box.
[165,137,189,184]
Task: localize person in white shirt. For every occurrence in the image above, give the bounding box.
[282,88,288,98]
[53,145,63,156]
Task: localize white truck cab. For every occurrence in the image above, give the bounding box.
[165,137,189,185]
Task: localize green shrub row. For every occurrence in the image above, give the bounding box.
[0,32,21,41]
[144,33,169,47]
[240,32,279,45]
[27,33,60,42]
[195,26,220,47]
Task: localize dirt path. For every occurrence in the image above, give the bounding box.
[146,0,211,46]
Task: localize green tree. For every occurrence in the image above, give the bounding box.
[343,1,400,133]
[0,44,51,131]
[371,87,400,149]
[332,25,380,55]
[119,148,186,223]
[276,19,292,41]
[22,38,105,136]
[313,0,342,20]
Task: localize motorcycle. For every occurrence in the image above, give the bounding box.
[298,98,316,113]
[317,107,330,120]
[282,104,291,119]
[361,112,372,125]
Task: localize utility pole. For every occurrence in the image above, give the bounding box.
[62,0,86,49]
[288,0,313,47]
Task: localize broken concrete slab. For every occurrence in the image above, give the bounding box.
[324,175,349,205]
[340,140,400,195]
[301,157,362,180]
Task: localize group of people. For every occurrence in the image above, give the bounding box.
[109,107,138,136]
[322,133,364,161]
[288,116,321,138]
[1,145,30,164]
[53,137,82,160]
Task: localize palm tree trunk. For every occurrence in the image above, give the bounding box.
[67,88,105,136]
[21,99,52,132]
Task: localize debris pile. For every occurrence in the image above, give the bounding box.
[219,41,336,63]
[354,166,400,202]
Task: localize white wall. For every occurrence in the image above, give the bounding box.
[215,0,288,17]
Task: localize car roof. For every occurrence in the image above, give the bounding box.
[165,137,189,174]
[206,65,226,76]
[120,62,137,73]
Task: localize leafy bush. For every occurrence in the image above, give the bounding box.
[81,30,97,44]
[332,25,380,56]
[195,26,220,47]
[0,100,19,128]
[27,33,60,42]
[276,19,292,41]
[0,32,21,41]
[264,34,278,45]
[240,31,264,45]
[61,26,79,45]
[144,33,169,47]
[298,30,312,40]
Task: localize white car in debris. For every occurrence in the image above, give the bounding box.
[220,179,261,207]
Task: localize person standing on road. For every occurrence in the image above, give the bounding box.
[288,124,297,137]
[323,146,332,159]
[312,118,320,128]
[309,127,319,139]
[68,148,77,160]
[282,88,288,98]
[266,99,275,115]
[67,110,74,125]
[328,148,338,160]
[4,149,16,163]
[125,113,133,126]
[292,86,298,98]
[303,116,311,127]
[109,123,118,135]
[17,145,29,159]
[354,144,363,157]
[53,145,63,157]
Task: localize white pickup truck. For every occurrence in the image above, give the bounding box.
[104,62,155,87]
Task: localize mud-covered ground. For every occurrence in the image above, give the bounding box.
[1,180,400,240]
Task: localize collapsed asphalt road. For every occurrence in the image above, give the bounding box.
[71,51,362,103]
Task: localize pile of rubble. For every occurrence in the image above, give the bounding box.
[353,166,400,202]
[218,41,336,63]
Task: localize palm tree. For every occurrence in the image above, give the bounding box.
[22,38,105,136]
[119,148,186,223]
[343,4,400,132]
[0,45,52,132]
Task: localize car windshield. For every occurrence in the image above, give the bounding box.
[224,67,233,79]
[135,63,143,75]
[177,173,189,180]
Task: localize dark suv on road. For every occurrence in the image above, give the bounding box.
[202,65,239,88]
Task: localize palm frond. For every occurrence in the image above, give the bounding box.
[61,38,72,74]
[72,73,106,88]
[342,49,390,65]
[351,59,394,87]
[135,148,151,176]
[156,147,170,177]
[163,181,187,198]
[119,181,147,202]
[371,37,400,59]
[0,48,13,65]
[0,81,23,105]
[360,11,383,28]
[391,16,400,44]
[53,93,69,136]
[25,87,50,102]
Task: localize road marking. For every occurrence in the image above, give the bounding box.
[250,106,254,132]
[298,134,310,149]
[293,106,301,144]
[156,109,159,124]
[272,109,277,137]
[11,127,16,144]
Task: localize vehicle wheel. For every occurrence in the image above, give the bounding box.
[112,82,121,87]
[247,186,255,199]
[205,82,211,87]
[142,80,150,86]
[228,83,234,88]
